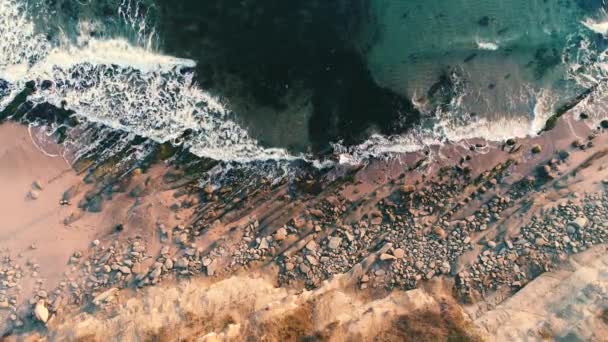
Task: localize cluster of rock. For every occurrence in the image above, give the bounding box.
[65,221,223,308]
[7,123,607,334]
[272,171,476,289]
[0,252,57,329]
[457,192,608,301]
[66,239,149,305]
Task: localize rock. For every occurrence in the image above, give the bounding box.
[206,259,218,276]
[93,288,119,305]
[274,227,288,241]
[86,195,103,213]
[535,237,548,246]
[566,225,576,234]
[305,240,318,251]
[299,264,310,274]
[175,258,189,268]
[32,180,43,190]
[306,255,319,266]
[149,267,162,281]
[380,253,396,261]
[285,262,295,271]
[119,266,131,274]
[258,237,269,250]
[487,241,497,248]
[92,240,100,247]
[392,248,405,259]
[29,190,40,200]
[164,259,174,270]
[531,144,542,154]
[62,185,81,202]
[568,216,588,230]
[433,227,447,239]
[34,301,49,323]
[401,185,415,193]
[203,184,214,194]
[202,258,212,267]
[440,261,451,274]
[327,237,342,250]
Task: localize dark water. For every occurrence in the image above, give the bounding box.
[153,0,420,152]
[150,0,607,152]
[14,0,608,158]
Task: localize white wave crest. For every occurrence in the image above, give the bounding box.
[0,0,294,162]
[582,18,608,36]
[475,39,499,51]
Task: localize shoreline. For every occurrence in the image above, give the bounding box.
[0,107,607,340]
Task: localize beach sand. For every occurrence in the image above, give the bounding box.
[0,124,89,310]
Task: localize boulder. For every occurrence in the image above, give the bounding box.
[93,288,119,306]
[328,237,342,250]
[306,255,319,266]
[34,301,49,323]
[258,237,269,250]
[274,227,288,241]
[380,253,396,261]
[440,261,451,274]
[305,240,318,251]
[203,184,214,194]
[568,216,588,230]
[392,248,405,259]
[29,190,40,200]
[433,227,447,239]
[32,180,43,190]
[118,266,131,274]
[175,258,189,268]
[206,259,218,276]
[401,185,415,193]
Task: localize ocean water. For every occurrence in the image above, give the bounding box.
[0,0,607,164]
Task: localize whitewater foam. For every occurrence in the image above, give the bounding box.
[0,0,295,162]
[1,0,605,167]
[475,39,500,51]
[582,18,608,36]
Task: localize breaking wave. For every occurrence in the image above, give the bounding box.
[0,0,293,162]
[475,39,499,51]
[1,0,607,166]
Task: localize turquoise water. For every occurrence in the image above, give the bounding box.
[366,0,593,124]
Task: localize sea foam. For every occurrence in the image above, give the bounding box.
[1,0,607,166]
[0,0,294,162]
